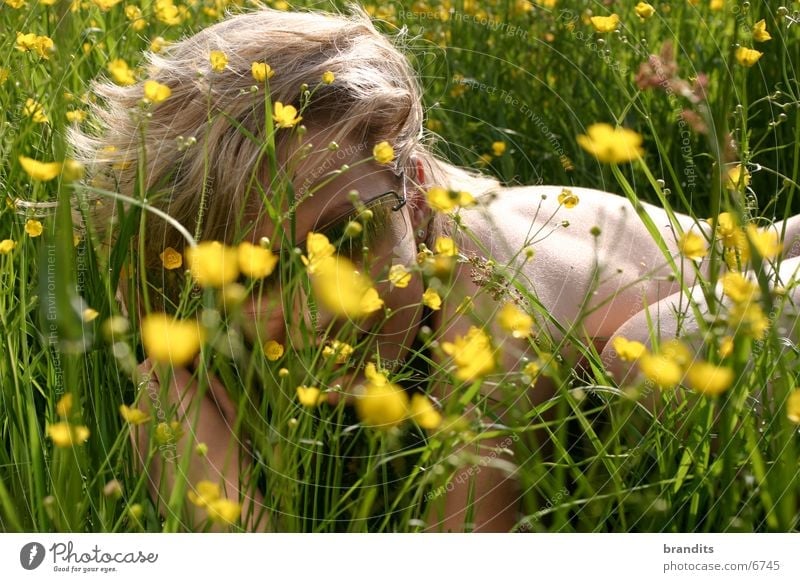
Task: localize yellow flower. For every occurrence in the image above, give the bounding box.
[746,224,782,259]
[91,0,122,11]
[83,308,99,322]
[48,422,90,448]
[787,389,800,423]
[186,241,240,287]
[355,364,409,429]
[491,141,506,156]
[310,255,384,317]
[410,393,442,429]
[719,336,734,358]
[237,241,278,279]
[710,0,724,10]
[638,353,682,389]
[19,156,61,181]
[710,212,748,253]
[322,340,354,364]
[0,68,8,85]
[725,164,751,190]
[107,58,135,86]
[557,188,579,209]
[23,98,48,123]
[660,339,692,368]
[154,0,181,25]
[207,499,241,525]
[426,186,476,213]
[0,239,18,254]
[154,421,183,445]
[6,0,26,8]
[56,393,73,417]
[15,32,54,59]
[752,19,772,43]
[441,326,495,382]
[422,287,442,310]
[497,302,534,339]
[188,480,220,507]
[685,361,735,397]
[296,385,323,407]
[322,70,335,84]
[143,80,171,103]
[612,336,647,361]
[119,404,150,425]
[634,2,655,19]
[721,272,760,304]
[735,47,763,67]
[141,313,205,366]
[25,219,43,237]
[272,101,302,128]
[679,231,708,260]
[523,361,540,382]
[577,123,644,163]
[66,109,86,123]
[150,36,168,53]
[263,340,284,361]
[251,62,275,82]
[434,236,458,257]
[209,50,228,72]
[372,141,395,165]
[159,246,183,270]
[388,264,412,288]
[590,14,620,33]
[729,302,770,340]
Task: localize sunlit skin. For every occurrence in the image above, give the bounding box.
[135,125,800,532]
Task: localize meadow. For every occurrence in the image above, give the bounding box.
[1,0,800,532]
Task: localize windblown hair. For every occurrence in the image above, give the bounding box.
[69,4,499,285]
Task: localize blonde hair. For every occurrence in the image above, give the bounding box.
[70,4,499,282]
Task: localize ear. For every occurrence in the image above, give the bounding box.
[407,156,432,232]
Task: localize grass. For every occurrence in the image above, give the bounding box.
[1,0,799,533]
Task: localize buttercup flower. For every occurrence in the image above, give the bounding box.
[612,336,647,361]
[498,302,534,339]
[272,101,302,128]
[410,393,442,430]
[577,124,644,163]
[679,231,708,260]
[186,241,239,287]
[372,141,395,164]
[735,47,763,67]
[434,236,458,257]
[296,385,324,407]
[752,19,772,43]
[237,241,278,279]
[143,80,171,103]
[119,404,150,425]
[322,70,335,84]
[263,340,285,361]
[355,363,409,429]
[426,186,476,213]
[0,240,17,254]
[388,264,412,288]
[746,224,782,259]
[635,2,655,19]
[302,232,336,275]
[209,50,228,72]
[685,361,735,397]
[590,14,620,33]
[23,99,48,123]
[638,353,682,389]
[66,110,86,123]
[422,287,442,310]
[441,326,495,382]
[25,219,43,237]
[251,62,275,82]
[108,59,136,85]
[56,393,73,417]
[159,247,183,270]
[310,255,384,317]
[83,308,99,322]
[322,340,354,364]
[787,389,800,423]
[557,188,579,209]
[48,422,90,448]
[491,141,506,156]
[721,272,760,304]
[725,164,751,190]
[141,313,205,366]
[19,156,61,181]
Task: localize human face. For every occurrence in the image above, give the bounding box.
[241,136,427,390]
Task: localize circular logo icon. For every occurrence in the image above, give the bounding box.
[20,542,46,570]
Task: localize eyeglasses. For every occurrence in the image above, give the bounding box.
[301,170,409,258]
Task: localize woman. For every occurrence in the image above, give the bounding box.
[72,5,800,532]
